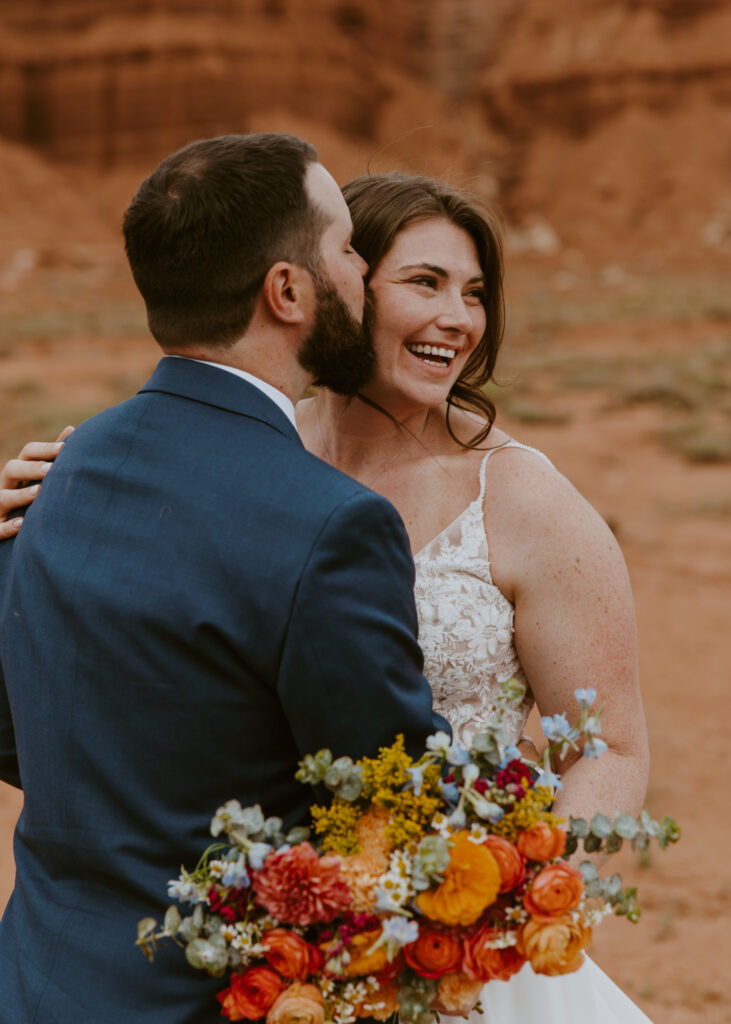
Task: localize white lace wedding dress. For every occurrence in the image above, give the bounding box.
[413,441,652,1023]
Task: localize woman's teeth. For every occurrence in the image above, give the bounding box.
[406,343,456,366]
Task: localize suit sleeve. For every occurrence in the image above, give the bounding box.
[0,544,21,789]
[277,489,450,761]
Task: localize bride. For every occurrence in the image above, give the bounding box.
[0,172,651,1021]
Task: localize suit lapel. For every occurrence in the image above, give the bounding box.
[138,357,302,445]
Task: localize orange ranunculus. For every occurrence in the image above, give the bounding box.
[484,835,526,893]
[266,983,325,1024]
[403,927,462,979]
[354,979,400,1021]
[434,972,484,1015]
[516,914,591,976]
[342,928,389,977]
[462,924,526,982]
[416,831,501,927]
[516,822,566,861]
[262,929,323,981]
[218,967,287,1021]
[523,862,583,922]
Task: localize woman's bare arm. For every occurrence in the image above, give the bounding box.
[484,449,650,846]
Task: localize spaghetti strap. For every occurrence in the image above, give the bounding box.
[477,441,553,502]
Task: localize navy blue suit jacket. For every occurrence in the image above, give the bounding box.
[0,357,447,1023]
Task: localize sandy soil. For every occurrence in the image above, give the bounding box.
[0,267,729,1022]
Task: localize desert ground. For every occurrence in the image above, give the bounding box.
[0,244,729,1022]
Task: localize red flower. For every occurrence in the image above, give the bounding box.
[404,928,462,979]
[463,924,526,982]
[252,843,351,926]
[495,760,532,800]
[217,967,286,1021]
[262,929,324,980]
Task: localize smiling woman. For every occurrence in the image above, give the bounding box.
[295,172,652,1023]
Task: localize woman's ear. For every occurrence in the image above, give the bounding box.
[261,262,311,325]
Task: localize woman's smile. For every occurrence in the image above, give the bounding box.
[404,342,459,369]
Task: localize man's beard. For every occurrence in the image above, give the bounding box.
[297,269,375,396]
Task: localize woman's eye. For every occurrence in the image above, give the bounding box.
[466,289,486,304]
[411,276,438,288]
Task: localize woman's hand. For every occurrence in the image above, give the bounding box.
[0,426,74,539]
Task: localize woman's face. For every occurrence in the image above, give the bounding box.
[363,217,487,416]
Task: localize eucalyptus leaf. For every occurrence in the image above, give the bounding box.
[613,814,639,839]
[325,764,345,787]
[590,813,613,838]
[583,833,602,853]
[263,816,283,839]
[315,749,333,771]
[163,906,181,936]
[569,816,590,838]
[605,874,623,897]
[659,815,681,846]
[578,861,599,881]
[605,832,623,854]
[286,825,311,844]
[137,917,158,941]
[336,775,364,802]
[240,805,265,836]
[185,937,229,975]
[584,877,604,899]
[178,915,202,943]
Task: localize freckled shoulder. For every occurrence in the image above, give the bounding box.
[480,441,626,601]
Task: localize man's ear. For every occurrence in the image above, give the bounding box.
[261,262,311,325]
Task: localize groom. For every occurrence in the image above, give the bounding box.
[0,134,446,1022]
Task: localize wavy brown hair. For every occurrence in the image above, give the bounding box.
[341,173,504,448]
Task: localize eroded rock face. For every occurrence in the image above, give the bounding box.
[477,0,731,256]
[0,0,729,259]
[0,0,484,173]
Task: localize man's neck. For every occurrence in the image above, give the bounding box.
[162,343,310,407]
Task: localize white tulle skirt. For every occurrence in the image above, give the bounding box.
[447,955,652,1023]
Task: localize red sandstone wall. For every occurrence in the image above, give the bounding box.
[0,0,729,259]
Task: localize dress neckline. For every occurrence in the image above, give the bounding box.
[413,496,482,560]
[411,440,552,560]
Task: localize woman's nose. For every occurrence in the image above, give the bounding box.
[436,291,474,333]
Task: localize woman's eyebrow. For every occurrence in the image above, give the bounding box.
[399,262,485,284]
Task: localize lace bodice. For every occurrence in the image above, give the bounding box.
[414,441,551,747]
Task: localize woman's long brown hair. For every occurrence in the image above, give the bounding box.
[342,173,504,449]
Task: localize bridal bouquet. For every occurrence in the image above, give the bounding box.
[138,683,679,1023]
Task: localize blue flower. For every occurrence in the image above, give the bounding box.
[222,855,250,888]
[499,744,522,767]
[574,687,597,707]
[537,766,563,791]
[584,737,608,759]
[472,797,505,823]
[541,713,571,740]
[446,744,471,766]
[438,779,460,804]
[408,765,426,796]
[247,842,273,870]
